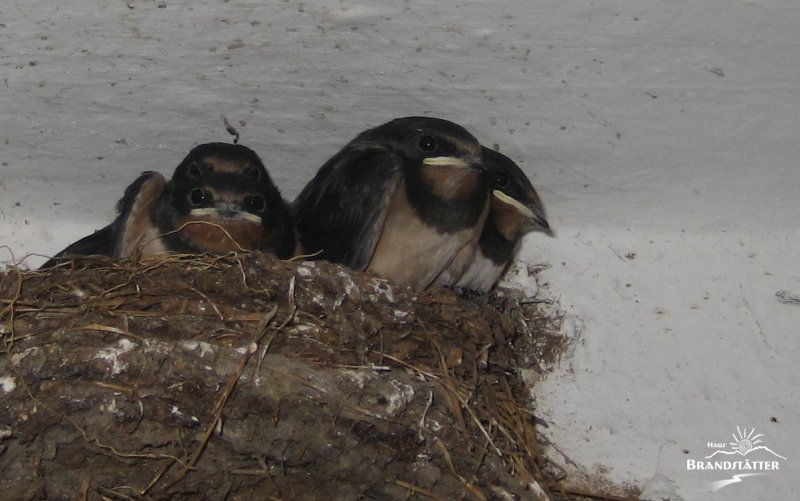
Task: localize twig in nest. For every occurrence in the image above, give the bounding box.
[433,440,487,501]
[97,486,137,501]
[67,323,144,340]
[190,287,224,320]
[473,437,491,479]
[229,468,268,476]
[548,486,640,501]
[256,276,296,381]
[146,304,279,494]
[0,247,46,273]
[457,391,504,458]
[90,380,137,397]
[0,244,19,264]
[330,363,391,371]
[489,389,544,480]
[418,389,433,442]
[0,264,23,349]
[79,475,91,501]
[233,254,273,297]
[288,249,323,261]
[256,278,297,381]
[520,297,554,305]
[229,455,271,476]
[381,353,440,381]
[284,275,297,326]
[391,479,450,501]
[429,341,469,434]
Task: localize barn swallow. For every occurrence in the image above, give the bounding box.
[42,143,295,267]
[292,117,491,290]
[455,147,551,292]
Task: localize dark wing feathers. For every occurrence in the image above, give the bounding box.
[39,171,164,269]
[114,171,160,218]
[39,224,117,268]
[293,146,401,270]
[112,171,167,259]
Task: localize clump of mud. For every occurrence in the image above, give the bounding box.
[0,252,583,500]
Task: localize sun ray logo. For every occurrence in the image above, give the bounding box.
[705,426,787,460]
[687,426,787,492]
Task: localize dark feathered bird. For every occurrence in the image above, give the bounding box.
[42,143,295,267]
[455,147,551,291]
[292,117,491,290]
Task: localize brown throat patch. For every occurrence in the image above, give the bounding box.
[491,196,530,242]
[420,164,481,201]
[173,217,267,253]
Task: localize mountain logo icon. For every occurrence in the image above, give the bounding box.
[704,426,787,460]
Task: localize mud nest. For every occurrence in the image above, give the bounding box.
[0,252,572,500]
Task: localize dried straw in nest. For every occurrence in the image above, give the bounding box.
[0,251,611,500]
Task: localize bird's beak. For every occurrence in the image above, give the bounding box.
[190,204,262,223]
[422,153,484,171]
[535,214,553,236]
[422,156,470,168]
[492,190,553,236]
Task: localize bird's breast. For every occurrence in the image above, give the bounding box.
[172,216,268,253]
[455,253,506,292]
[369,178,486,290]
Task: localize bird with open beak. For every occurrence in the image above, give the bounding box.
[42,143,295,267]
[455,147,552,291]
[292,116,491,290]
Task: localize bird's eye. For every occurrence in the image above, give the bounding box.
[245,166,262,180]
[246,195,266,213]
[187,162,202,177]
[189,189,210,206]
[418,135,437,152]
[494,172,510,188]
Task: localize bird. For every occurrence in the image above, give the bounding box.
[42,143,296,267]
[454,147,551,292]
[292,116,491,290]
